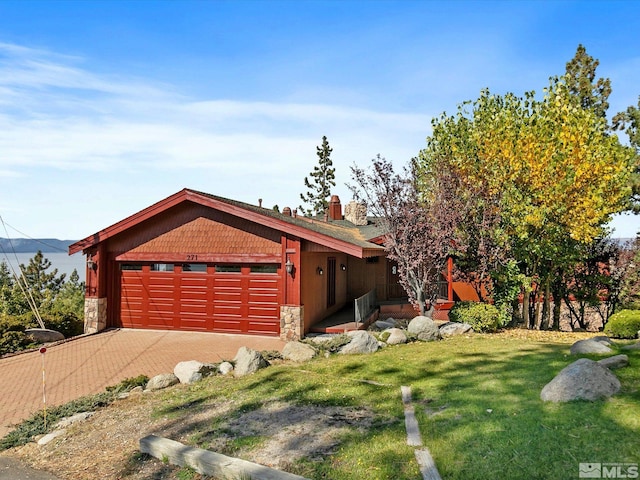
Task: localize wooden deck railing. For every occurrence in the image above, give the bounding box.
[354,288,377,326]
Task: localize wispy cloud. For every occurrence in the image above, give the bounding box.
[0,42,430,174]
[0,42,431,237]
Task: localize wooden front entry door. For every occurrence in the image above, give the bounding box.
[387,260,406,299]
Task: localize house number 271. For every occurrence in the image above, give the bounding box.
[186,255,198,261]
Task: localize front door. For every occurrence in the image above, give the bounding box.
[387,260,406,299]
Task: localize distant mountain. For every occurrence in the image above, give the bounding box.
[0,238,77,253]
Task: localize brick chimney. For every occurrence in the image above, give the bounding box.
[328,195,342,221]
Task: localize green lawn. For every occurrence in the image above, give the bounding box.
[151,332,640,480]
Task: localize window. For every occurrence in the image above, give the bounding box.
[182,263,207,273]
[121,264,143,271]
[327,257,336,307]
[215,265,241,273]
[250,265,278,274]
[151,263,174,272]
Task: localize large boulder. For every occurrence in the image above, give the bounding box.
[146,373,180,391]
[439,322,473,337]
[570,337,614,355]
[385,328,408,345]
[233,347,269,377]
[597,354,629,370]
[174,361,216,384]
[339,330,379,354]
[540,358,621,402]
[622,342,640,351]
[407,316,442,341]
[282,342,317,362]
[25,328,65,343]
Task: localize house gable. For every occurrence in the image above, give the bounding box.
[69,188,385,259]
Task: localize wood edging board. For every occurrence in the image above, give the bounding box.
[401,385,442,480]
[140,434,309,480]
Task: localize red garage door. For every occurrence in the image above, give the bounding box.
[119,263,282,335]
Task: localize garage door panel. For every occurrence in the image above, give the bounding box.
[245,321,280,335]
[120,263,281,334]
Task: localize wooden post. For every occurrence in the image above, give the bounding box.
[447,256,454,302]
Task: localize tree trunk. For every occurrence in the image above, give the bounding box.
[551,280,562,330]
[540,280,551,330]
[523,290,530,328]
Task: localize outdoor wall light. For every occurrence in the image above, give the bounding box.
[285,257,294,275]
[316,266,324,275]
[340,263,347,271]
[87,256,96,271]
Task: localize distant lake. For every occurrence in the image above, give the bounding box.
[0,251,86,283]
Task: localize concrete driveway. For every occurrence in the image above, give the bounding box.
[0,329,285,438]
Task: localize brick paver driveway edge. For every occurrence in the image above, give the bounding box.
[0,329,286,437]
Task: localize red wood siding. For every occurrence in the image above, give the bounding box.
[109,203,281,257]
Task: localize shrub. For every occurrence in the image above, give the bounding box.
[0,331,35,356]
[449,301,502,333]
[604,309,640,339]
[41,312,84,338]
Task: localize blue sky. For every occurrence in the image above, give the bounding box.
[0,0,638,240]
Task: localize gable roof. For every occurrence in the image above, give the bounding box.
[68,188,386,259]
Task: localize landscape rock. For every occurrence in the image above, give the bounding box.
[305,334,340,344]
[622,342,640,351]
[570,338,614,355]
[146,373,180,391]
[597,354,629,370]
[55,412,94,429]
[174,360,216,384]
[25,328,65,343]
[385,328,408,345]
[407,316,442,341]
[540,358,621,402]
[282,341,317,362]
[373,319,396,330]
[119,386,144,399]
[218,361,234,375]
[339,330,379,354]
[37,429,66,446]
[233,347,269,377]
[439,322,473,337]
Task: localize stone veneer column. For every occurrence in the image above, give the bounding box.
[84,297,107,334]
[280,305,304,341]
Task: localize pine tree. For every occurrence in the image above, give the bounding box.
[565,44,612,120]
[299,136,336,217]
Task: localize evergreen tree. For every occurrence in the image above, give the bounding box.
[16,250,66,313]
[565,44,612,120]
[299,136,336,217]
[614,97,640,214]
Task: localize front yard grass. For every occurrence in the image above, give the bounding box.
[150,332,639,480]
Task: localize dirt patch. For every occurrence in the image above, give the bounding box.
[207,400,373,469]
[7,391,373,479]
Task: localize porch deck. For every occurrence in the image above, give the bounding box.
[309,304,379,334]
